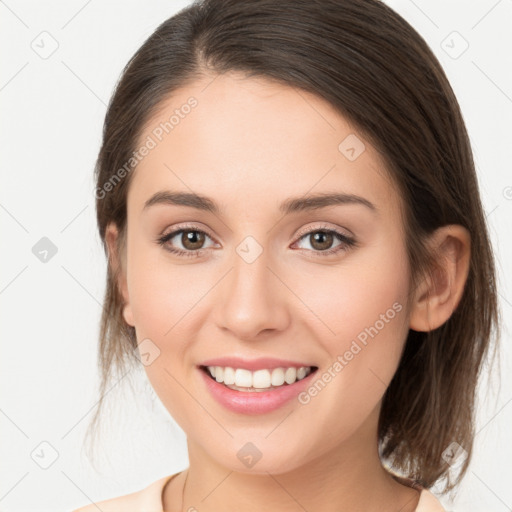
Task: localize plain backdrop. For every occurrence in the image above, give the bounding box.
[1,1,511,511]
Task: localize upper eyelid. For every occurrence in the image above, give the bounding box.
[163,222,349,235]
[294,222,353,239]
[162,223,218,243]
[162,222,353,246]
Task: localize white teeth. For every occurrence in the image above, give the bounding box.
[235,368,253,387]
[205,365,313,390]
[252,369,270,388]
[223,366,235,385]
[271,368,285,386]
[284,367,297,384]
[296,367,307,380]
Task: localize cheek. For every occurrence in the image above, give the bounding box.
[294,231,410,348]
[125,244,216,395]
[126,238,211,338]
[125,249,207,426]
[293,236,411,423]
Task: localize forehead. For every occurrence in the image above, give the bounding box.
[128,71,400,221]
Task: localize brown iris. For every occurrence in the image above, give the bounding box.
[309,231,334,251]
[181,230,206,250]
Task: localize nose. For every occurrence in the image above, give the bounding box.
[214,246,291,340]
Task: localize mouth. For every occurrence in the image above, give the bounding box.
[199,364,319,392]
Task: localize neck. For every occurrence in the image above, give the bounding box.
[164,407,420,512]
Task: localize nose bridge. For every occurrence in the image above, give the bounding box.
[216,235,289,338]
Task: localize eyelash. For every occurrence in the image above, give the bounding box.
[156,223,357,259]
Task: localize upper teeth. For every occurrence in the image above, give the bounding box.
[206,366,313,389]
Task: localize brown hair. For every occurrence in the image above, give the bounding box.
[87,0,500,494]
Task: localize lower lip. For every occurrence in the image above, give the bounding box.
[198,367,317,415]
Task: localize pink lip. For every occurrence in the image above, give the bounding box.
[199,356,315,371]
[198,366,318,415]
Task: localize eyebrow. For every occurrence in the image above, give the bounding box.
[142,190,377,215]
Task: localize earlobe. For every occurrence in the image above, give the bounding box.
[105,223,134,327]
[122,303,135,327]
[409,225,471,332]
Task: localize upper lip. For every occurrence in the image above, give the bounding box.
[199,357,317,372]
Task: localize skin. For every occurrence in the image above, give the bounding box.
[105,71,470,512]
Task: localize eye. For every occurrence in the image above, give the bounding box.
[292,224,356,257]
[156,223,357,259]
[156,225,217,258]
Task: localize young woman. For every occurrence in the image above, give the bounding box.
[74,0,500,510]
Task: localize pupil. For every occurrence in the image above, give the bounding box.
[183,230,205,250]
[311,231,333,250]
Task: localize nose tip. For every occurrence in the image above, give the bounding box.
[214,255,290,340]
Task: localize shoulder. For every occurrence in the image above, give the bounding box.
[387,472,445,512]
[71,474,175,512]
[71,489,141,512]
[415,488,446,512]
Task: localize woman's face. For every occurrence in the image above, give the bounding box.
[114,71,414,473]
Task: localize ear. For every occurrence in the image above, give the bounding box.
[409,225,471,332]
[105,222,135,327]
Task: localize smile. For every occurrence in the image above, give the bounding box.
[198,364,319,415]
[201,365,316,391]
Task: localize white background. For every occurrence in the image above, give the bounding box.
[1,1,511,510]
